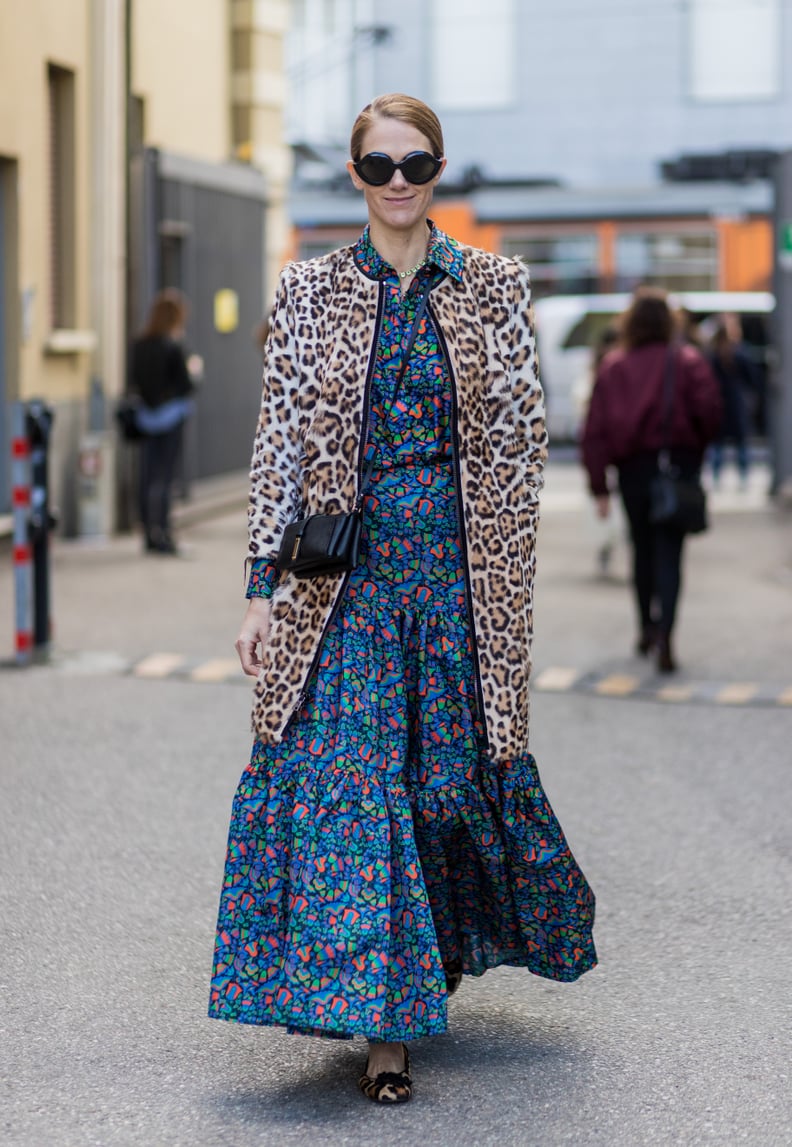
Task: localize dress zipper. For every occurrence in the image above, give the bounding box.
[281,282,386,736]
[430,301,491,754]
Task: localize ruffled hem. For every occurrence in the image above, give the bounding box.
[209,741,595,1039]
[410,754,596,983]
[209,743,450,1041]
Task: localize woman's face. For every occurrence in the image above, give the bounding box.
[347,116,446,235]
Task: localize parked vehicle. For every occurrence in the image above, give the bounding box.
[533,291,774,442]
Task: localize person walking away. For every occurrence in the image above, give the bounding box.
[581,287,722,672]
[707,316,756,488]
[209,92,596,1104]
[129,290,196,554]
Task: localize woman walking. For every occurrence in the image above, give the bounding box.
[209,93,596,1103]
[129,289,195,555]
[581,288,722,672]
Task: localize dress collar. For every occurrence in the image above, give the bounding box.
[353,220,465,283]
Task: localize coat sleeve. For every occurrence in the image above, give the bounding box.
[580,366,613,497]
[509,261,548,507]
[247,265,304,564]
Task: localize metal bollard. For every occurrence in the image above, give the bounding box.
[10,403,32,664]
[25,400,56,654]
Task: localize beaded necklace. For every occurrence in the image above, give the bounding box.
[397,255,428,279]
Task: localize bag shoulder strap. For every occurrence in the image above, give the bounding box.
[658,344,677,468]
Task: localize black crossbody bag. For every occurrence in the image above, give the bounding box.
[276,288,432,579]
[649,347,708,535]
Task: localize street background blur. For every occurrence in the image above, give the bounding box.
[2,2,792,1145]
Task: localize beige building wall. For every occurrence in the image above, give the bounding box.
[0,0,291,534]
[0,0,95,534]
[132,0,231,162]
[134,0,292,295]
[230,0,292,295]
[0,0,93,402]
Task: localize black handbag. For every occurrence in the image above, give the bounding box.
[276,287,432,579]
[648,349,708,534]
[650,462,708,534]
[115,395,146,442]
[277,512,363,579]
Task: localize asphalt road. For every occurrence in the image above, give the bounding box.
[1,667,790,1146]
[1,464,791,1145]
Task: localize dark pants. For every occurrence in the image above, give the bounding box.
[139,424,184,545]
[618,458,690,638]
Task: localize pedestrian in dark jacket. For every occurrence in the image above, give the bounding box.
[129,290,195,555]
[708,317,755,486]
[581,287,722,672]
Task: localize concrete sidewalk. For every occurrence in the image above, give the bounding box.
[1,460,790,703]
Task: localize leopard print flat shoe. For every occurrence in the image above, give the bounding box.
[358,1044,412,1104]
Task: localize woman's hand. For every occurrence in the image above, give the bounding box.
[235,598,272,677]
[595,493,611,519]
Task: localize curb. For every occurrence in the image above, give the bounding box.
[7,649,792,710]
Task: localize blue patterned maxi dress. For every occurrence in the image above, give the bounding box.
[209,227,596,1041]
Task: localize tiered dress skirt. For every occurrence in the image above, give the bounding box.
[209,462,596,1040]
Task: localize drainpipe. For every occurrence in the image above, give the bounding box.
[85,0,127,536]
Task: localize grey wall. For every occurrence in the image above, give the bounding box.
[366,1,792,187]
[159,176,266,482]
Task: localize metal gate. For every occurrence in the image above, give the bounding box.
[128,148,269,484]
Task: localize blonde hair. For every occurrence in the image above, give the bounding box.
[350,93,444,160]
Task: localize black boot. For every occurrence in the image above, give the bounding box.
[636,623,658,656]
[657,633,677,673]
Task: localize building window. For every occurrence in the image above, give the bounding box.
[501,234,599,299]
[615,231,718,292]
[47,64,76,329]
[689,0,780,101]
[432,0,515,110]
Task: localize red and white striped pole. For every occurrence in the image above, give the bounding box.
[10,402,32,665]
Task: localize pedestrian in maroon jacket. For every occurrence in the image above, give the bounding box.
[581,287,722,672]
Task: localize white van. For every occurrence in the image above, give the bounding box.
[533,291,775,443]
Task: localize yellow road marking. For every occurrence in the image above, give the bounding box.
[190,658,241,683]
[133,653,186,678]
[715,683,758,705]
[594,674,639,697]
[534,667,580,692]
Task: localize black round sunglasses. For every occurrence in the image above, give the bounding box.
[353,151,443,187]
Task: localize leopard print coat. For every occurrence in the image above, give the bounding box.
[248,240,547,762]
